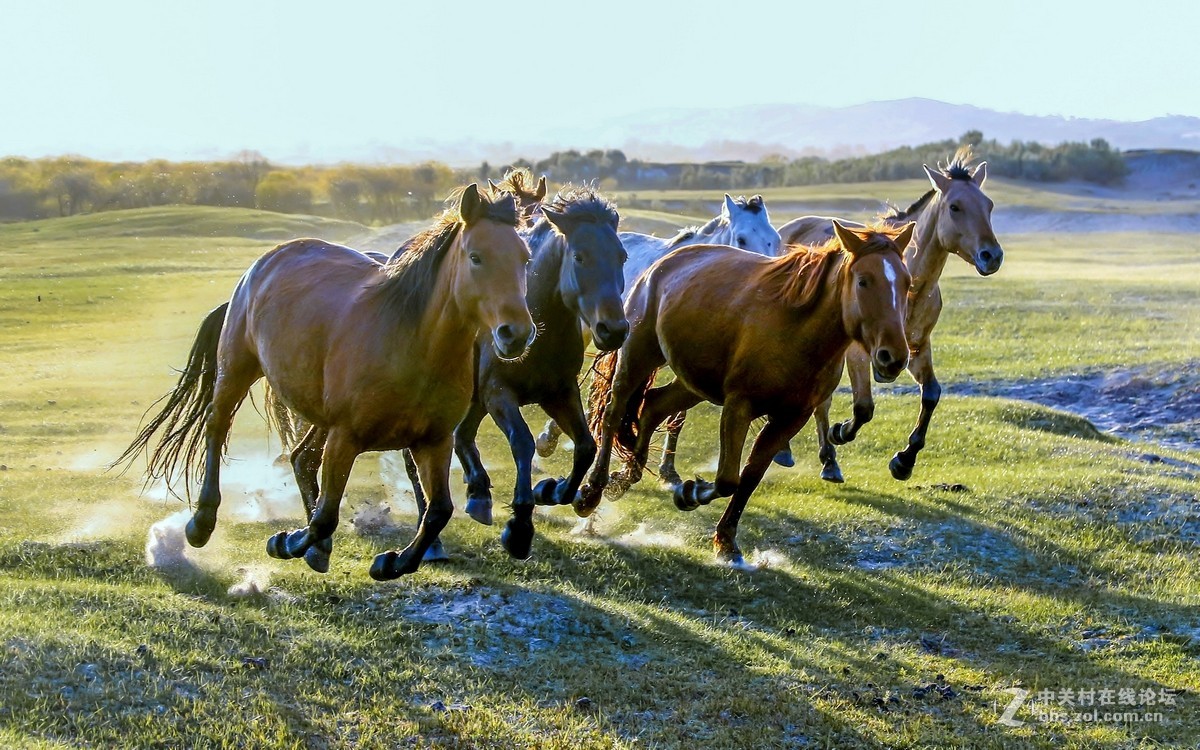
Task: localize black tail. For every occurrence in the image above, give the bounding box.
[587,350,656,466]
[112,302,228,497]
[262,384,302,450]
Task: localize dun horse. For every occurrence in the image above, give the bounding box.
[405,186,628,561]
[117,184,534,580]
[535,194,782,457]
[579,222,913,566]
[776,150,1002,482]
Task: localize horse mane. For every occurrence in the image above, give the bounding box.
[495,168,541,204]
[761,225,904,311]
[378,186,519,321]
[885,146,978,220]
[543,184,619,226]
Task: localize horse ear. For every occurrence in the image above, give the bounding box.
[487,179,498,191]
[923,164,951,193]
[832,220,866,255]
[971,161,988,187]
[541,205,569,233]
[722,193,736,217]
[892,221,916,251]
[460,183,483,225]
[535,176,548,201]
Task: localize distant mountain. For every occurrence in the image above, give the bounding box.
[342,98,1200,166]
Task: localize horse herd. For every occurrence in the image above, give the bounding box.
[119,150,1003,576]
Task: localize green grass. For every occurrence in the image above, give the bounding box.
[0,203,1197,748]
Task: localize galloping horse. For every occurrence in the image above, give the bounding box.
[535,194,782,457]
[577,222,914,565]
[777,150,1002,483]
[406,186,627,561]
[117,184,534,580]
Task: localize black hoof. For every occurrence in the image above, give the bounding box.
[889,453,914,481]
[820,462,845,484]
[772,449,795,468]
[828,423,851,446]
[533,477,561,506]
[185,516,214,548]
[369,550,401,581]
[500,517,534,560]
[573,483,603,518]
[303,537,333,573]
[265,530,291,559]
[464,495,493,526]
[423,539,450,563]
[673,480,700,511]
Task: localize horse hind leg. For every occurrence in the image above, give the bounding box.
[266,428,358,573]
[615,379,701,499]
[656,416,685,487]
[187,357,261,548]
[812,396,844,483]
[371,437,455,580]
[453,398,494,526]
[890,352,940,481]
[404,448,448,563]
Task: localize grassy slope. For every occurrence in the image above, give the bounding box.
[0,204,1197,748]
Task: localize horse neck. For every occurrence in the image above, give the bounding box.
[410,237,476,372]
[764,251,851,360]
[700,217,731,245]
[906,195,951,302]
[526,232,574,324]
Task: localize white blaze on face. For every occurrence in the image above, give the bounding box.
[882,258,901,311]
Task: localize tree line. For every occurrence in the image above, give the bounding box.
[0,133,1128,223]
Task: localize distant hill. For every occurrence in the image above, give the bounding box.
[346,98,1200,166]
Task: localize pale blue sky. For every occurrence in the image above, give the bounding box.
[3,0,1197,161]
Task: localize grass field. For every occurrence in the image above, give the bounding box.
[0,202,1197,748]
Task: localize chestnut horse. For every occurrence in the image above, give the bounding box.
[117,184,534,580]
[776,150,1002,482]
[578,222,913,565]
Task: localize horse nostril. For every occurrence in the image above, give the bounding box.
[980,250,993,262]
[496,324,514,343]
[595,321,611,339]
[877,349,894,366]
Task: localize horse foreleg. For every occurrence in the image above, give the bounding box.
[533,391,594,508]
[266,428,358,573]
[488,393,538,560]
[674,398,750,512]
[290,424,327,519]
[535,419,563,457]
[827,344,875,447]
[187,362,259,548]
[890,347,940,481]
[812,396,843,483]
[453,398,494,526]
[402,449,448,562]
[371,437,455,580]
[714,412,808,566]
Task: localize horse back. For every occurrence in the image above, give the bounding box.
[779,216,864,247]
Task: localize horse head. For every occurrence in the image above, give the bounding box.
[923,160,1004,276]
[835,221,914,383]
[722,193,782,257]
[456,184,535,359]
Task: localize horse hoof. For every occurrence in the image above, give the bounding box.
[828,423,849,446]
[533,477,560,506]
[573,484,602,518]
[464,496,493,526]
[422,539,450,563]
[303,537,333,574]
[772,449,795,468]
[820,463,845,484]
[500,518,534,560]
[534,432,558,458]
[369,550,401,581]
[889,453,914,481]
[185,517,213,548]
[673,480,700,512]
[283,528,314,558]
[265,530,291,559]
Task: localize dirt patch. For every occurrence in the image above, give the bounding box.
[956,362,1200,451]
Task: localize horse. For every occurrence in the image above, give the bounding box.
[116,184,535,580]
[576,222,914,566]
[400,186,628,561]
[775,150,1002,483]
[534,193,783,457]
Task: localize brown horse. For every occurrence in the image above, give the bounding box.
[777,150,1002,482]
[578,222,914,565]
[117,184,534,580]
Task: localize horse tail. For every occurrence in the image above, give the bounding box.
[262,384,300,450]
[112,302,228,495]
[587,350,657,466]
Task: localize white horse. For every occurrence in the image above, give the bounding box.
[535,193,782,457]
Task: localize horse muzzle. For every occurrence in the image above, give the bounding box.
[974,245,1004,276]
[592,318,630,352]
[871,347,907,383]
[492,323,535,360]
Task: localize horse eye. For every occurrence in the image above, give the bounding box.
[949,203,961,213]
[574,252,584,264]
[858,278,869,288]
[469,253,483,266]
[736,236,747,247]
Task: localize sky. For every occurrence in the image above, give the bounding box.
[3,0,1199,162]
